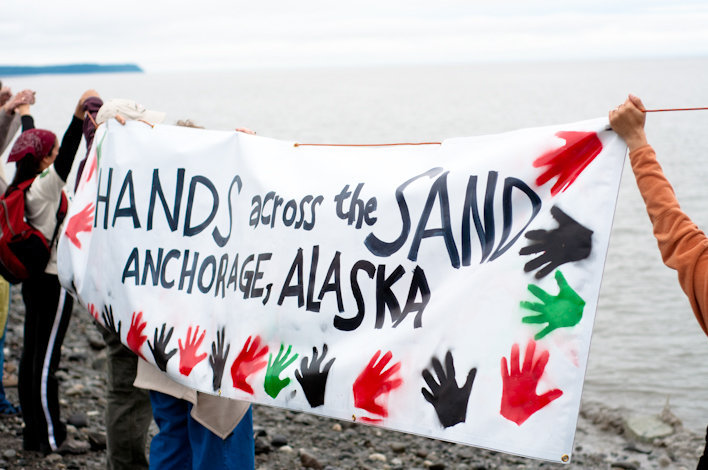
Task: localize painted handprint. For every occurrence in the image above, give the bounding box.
[209,327,231,391]
[230,335,269,394]
[264,344,298,398]
[500,339,563,425]
[148,323,177,372]
[353,350,403,419]
[127,312,147,359]
[101,305,121,338]
[87,303,99,321]
[520,270,585,340]
[64,203,94,249]
[295,344,336,408]
[178,325,207,376]
[421,351,477,428]
[534,131,603,196]
[520,205,593,279]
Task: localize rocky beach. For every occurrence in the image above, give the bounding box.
[1,290,705,470]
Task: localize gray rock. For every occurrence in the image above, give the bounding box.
[390,441,406,453]
[68,412,88,428]
[1,450,14,459]
[271,434,288,447]
[624,414,673,442]
[254,436,271,455]
[45,453,63,463]
[300,448,324,469]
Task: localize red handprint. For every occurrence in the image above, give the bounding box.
[353,350,403,419]
[533,131,603,196]
[64,203,94,249]
[87,303,99,321]
[500,339,563,426]
[178,325,207,376]
[85,155,97,186]
[230,335,269,394]
[126,311,148,359]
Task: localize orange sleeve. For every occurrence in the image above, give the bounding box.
[629,145,708,335]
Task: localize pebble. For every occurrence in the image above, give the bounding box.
[279,445,294,453]
[369,453,387,462]
[65,383,85,396]
[68,412,88,428]
[299,449,324,469]
[1,450,14,459]
[45,453,63,463]
[390,442,406,453]
[331,423,342,432]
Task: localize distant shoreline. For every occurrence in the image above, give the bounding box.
[0,63,143,76]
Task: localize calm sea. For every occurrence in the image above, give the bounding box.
[3,58,708,432]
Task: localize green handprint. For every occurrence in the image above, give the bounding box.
[264,344,299,398]
[520,270,585,340]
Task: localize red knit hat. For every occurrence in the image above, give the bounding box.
[8,129,57,163]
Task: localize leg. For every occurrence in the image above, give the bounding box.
[189,405,254,470]
[101,324,151,470]
[19,274,72,452]
[149,391,191,470]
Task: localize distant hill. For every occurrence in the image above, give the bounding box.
[0,63,143,76]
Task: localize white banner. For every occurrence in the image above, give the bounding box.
[58,118,625,463]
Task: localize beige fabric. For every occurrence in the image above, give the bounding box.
[134,360,250,439]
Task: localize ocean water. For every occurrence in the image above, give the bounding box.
[3,58,708,432]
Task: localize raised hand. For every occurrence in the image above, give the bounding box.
[520,205,593,279]
[353,350,403,418]
[533,131,603,196]
[500,339,563,425]
[520,270,585,340]
[209,327,231,391]
[421,351,477,428]
[126,311,148,359]
[101,305,121,338]
[264,344,299,398]
[148,323,177,372]
[178,325,207,376]
[295,344,336,408]
[64,203,95,249]
[230,335,269,394]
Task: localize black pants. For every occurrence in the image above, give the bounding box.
[18,272,73,452]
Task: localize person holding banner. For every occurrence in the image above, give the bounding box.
[6,89,97,455]
[609,94,708,469]
[91,103,255,469]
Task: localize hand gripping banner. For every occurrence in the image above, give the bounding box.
[58,118,626,463]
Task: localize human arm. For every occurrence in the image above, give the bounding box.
[54,90,99,181]
[610,95,708,335]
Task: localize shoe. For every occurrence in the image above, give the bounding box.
[0,400,19,417]
[55,438,90,455]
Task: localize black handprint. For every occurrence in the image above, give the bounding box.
[520,205,593,279]
[209,326,231,392]
[421,351,476,428]
[295,344,336,408]
[101,305,121,338]
[147,323,177,372]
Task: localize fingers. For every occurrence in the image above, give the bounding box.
[522,255,550,273]
[628,93,645,111]
[422,369,440,393]
[522,339,536,373]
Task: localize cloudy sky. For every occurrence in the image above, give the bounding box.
[3,0,707,72]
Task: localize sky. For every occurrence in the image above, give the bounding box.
[2,0,707,72]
